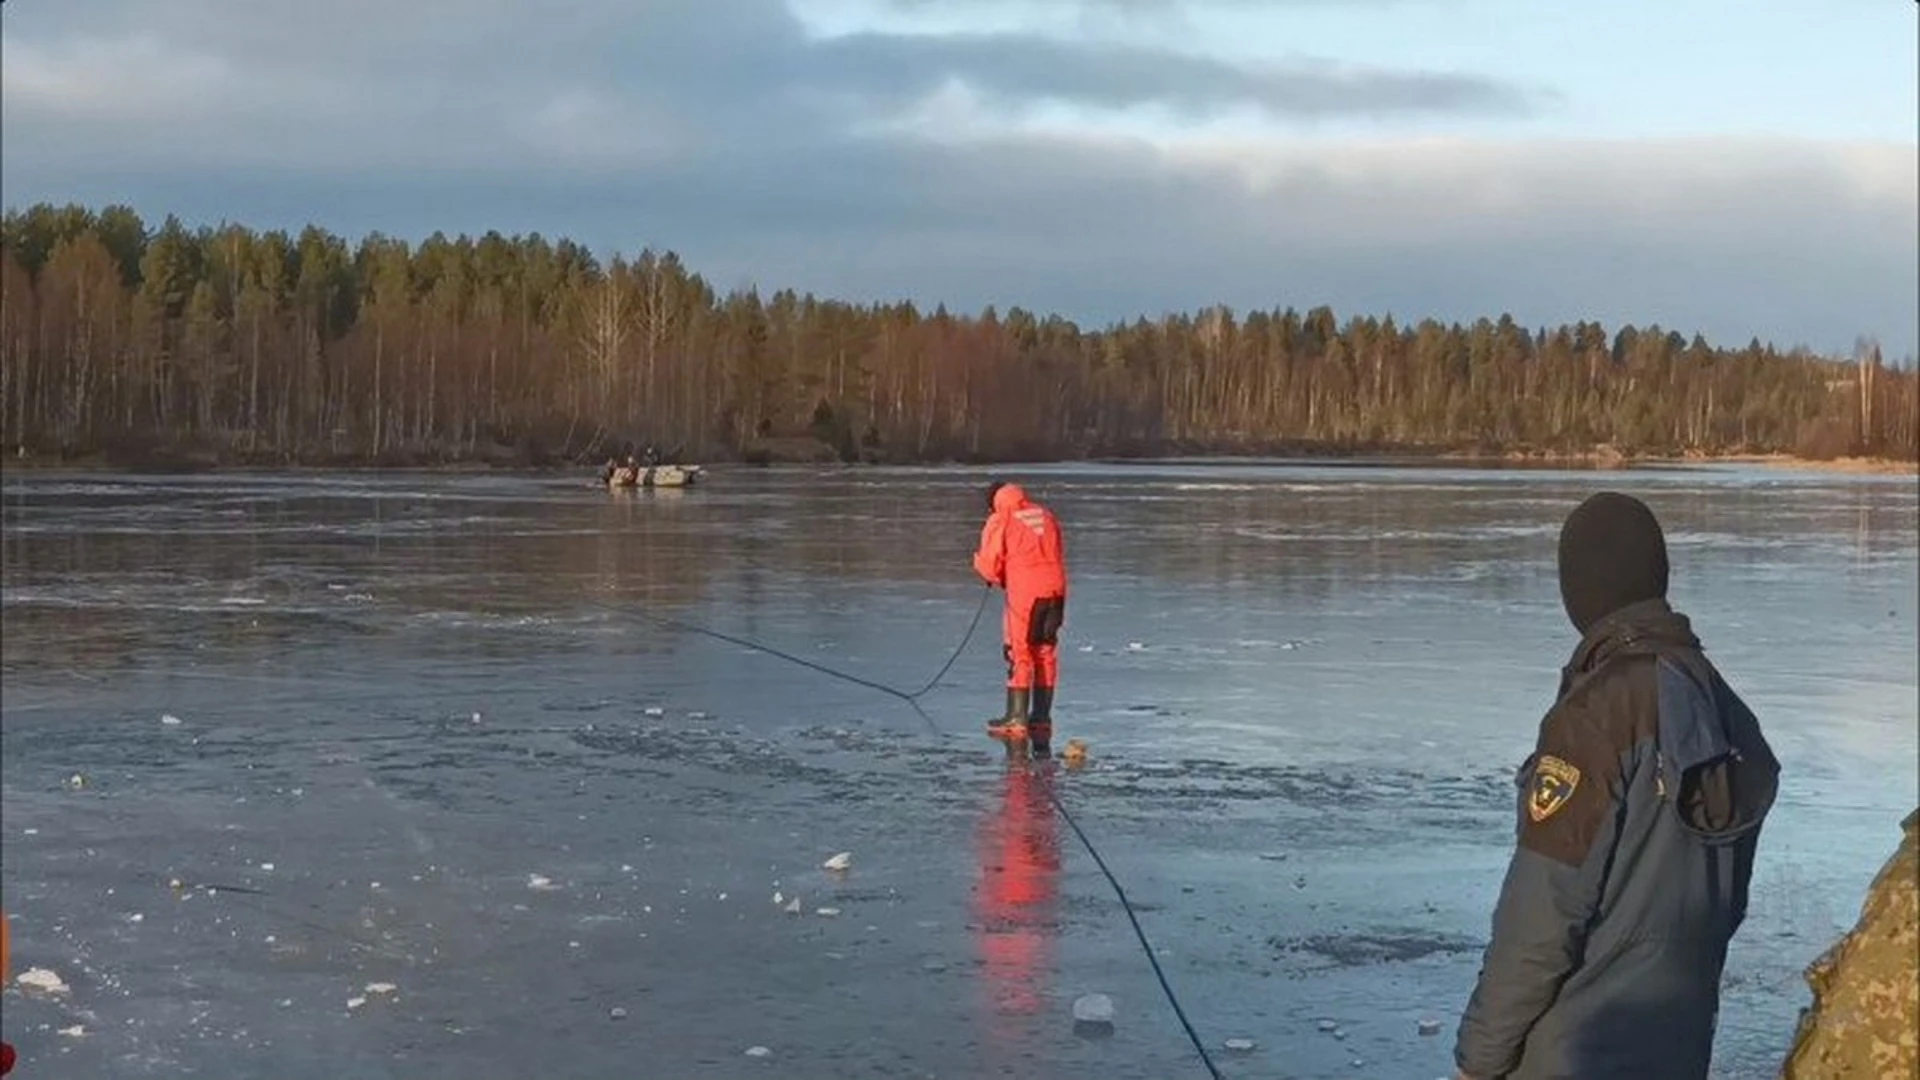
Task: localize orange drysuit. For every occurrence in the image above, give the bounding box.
[972,482,1067,693]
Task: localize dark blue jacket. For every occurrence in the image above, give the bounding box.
[1456,599,1780,1079]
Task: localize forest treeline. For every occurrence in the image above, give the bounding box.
[1,202,1913,468]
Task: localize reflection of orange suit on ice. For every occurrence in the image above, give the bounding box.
[2,907,14,1074]
[973,481,1067,749]
[973,762,1062,1039]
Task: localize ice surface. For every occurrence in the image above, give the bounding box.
[1,464,1914,1079]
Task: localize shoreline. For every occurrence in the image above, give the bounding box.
[1445,450,1919,476]
[1683,454,1919,476]
[3,448,1914,478]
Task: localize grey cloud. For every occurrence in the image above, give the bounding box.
[807,33,1534,118]
[1,0,1541,166]
[0,0,1913,356]
[876,0,1436,9]
[869,0,1454,35]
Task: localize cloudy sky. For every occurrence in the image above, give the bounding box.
[3,0,1915,356]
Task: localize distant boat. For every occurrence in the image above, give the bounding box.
[604,463,703,489]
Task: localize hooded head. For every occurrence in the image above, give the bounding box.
[1557,492,1670,633]
[984,479,1027,513]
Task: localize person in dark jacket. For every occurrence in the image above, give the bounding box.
[1454,491,1781,1080]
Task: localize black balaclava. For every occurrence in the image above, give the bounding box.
[1557,492,1670,634]
[984,479,1006,512]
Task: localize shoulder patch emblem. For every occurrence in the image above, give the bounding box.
[1527,755,1582,823]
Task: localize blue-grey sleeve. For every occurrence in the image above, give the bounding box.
[1454,712,1634,1078]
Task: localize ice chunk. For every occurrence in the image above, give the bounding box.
[815,907,841,917]
[347,996,368,1010]
[822,852,852,872]
[1418,1019,1443,1036]
[1223,1038,1256,1053]
[160,714,183,726]
[365,982,397,996]
[1317,1019,1339,1032]
[610,1007,628,1020]
[57,1025,86,1038]
[17,968,70,996]
[744,1046,772,1058]
[528,873,557,891]
[260,862,275,872]
[783,897,802,915]
[1126,642,1146,652]
[772,892,784,906]
[643,706,666,718]
[1072,993,1115,1024]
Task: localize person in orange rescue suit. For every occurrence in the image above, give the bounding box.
[972,480,1068,753]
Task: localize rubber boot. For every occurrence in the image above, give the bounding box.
[1028,686,1054,756]
[986,688,1030,741]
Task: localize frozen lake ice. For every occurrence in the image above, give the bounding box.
[2,462,1914,1078]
